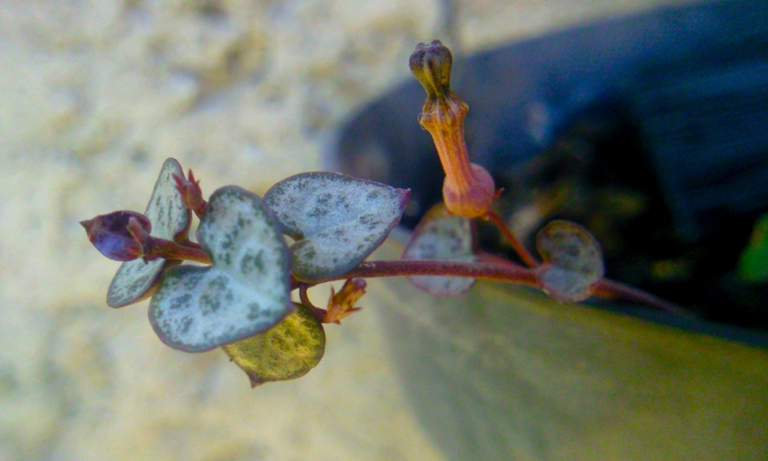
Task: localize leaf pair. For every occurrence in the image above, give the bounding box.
[149,186,293,352]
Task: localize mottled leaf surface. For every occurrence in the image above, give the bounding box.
[107,158,192,307]
[149,186,292,352]
[263,172,409,282]
[222,303,325,387]
[536,220,604,302]
[402,204,477,296]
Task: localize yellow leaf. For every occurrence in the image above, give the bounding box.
[221,303,325,387]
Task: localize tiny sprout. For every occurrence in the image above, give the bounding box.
[80,211,151,261]
[173,169,207,218]
[410,40,495,219]
[324,278,366,324]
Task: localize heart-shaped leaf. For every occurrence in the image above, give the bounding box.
[222,303,326,387]
[535,220,604,302]
[263,172,409,282]
[107,158,192,307]
[149,186,292,352]
[402,203,477,296]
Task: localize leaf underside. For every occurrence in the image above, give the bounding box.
[403,203,477,296]
[263,172,409,282]
[221,303,326,387]
[149,186,292,352]
[107,158,192,307]
[535,220,604,302]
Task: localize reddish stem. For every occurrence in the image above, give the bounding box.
[128,223,681,315]
[590,279,690,317]
[144,238,212,265]
[298,283,327,320]
[484,210,539,268]
[126,217,212,264]
[292,259,539,289]
[288,258,685,315]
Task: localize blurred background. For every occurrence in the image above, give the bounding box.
[0,0,762,460]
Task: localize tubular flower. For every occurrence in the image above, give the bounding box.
[409,40,495,218]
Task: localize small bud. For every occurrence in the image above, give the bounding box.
[173,169,207,218]
[80,211,152,261]
[409,40,453,100]
[409,40,495,218]
[324,278,366,324]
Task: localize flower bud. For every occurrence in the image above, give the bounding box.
[409,40,453,100]
[80,211,152,261]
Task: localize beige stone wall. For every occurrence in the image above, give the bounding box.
[0,1,690,460]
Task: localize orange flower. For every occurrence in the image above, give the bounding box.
[409,40,495,218]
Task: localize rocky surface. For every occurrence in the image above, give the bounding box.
[0,0,689,459]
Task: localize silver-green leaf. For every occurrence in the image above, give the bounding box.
[107,158,191,308]
[149,186,292,352]
[403,203,477,296]
[535,220,604,302]
[263,172,409,282]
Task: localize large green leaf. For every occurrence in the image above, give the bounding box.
[737,212,768,282]
[370,239,768,460]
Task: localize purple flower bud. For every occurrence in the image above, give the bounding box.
[80,211,152,261]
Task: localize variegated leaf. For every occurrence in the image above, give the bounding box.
[535,220,604,302]
[149,186,292,352]
[263,172,409,282]
[107,158,191,307]
[403,203,477,296]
